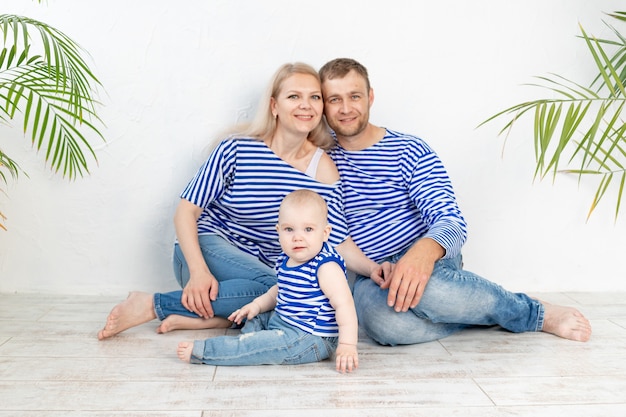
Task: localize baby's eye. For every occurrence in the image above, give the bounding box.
[305,227,314,232]
[285,227,294,232]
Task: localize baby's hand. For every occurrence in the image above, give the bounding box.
[228,302,261,324]
[335,343,359,373]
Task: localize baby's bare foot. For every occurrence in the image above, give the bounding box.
[542,303,592,342]
[98,292,156,340]
[177,341,193,363]
[157,315,231,334]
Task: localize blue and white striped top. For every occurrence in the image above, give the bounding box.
[274,242,346,337]
[180,137,349,268]
[328,129,467,263]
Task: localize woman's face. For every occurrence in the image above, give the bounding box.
[271,73,324,136]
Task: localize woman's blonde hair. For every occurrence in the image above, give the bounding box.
[233,62,333,149]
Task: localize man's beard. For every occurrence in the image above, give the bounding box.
[329,115,367,138]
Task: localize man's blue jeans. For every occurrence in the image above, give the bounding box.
[154,234,277,320]
[353,252,544,346]
[189,311,338,365]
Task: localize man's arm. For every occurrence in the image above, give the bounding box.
[382,148,465,312]
[381,237,444,312]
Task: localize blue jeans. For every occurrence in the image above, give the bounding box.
[354,251,544,346]
[189,311,338,365]
[153,234,277,320]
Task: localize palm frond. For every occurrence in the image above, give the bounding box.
[0,150,21,231]
[0,13,105,180]
[480,11,626,221]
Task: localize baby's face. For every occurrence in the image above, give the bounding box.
[276,203,330,265]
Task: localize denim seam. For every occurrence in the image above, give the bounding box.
[153,293,166,321]
[535,302,545,332]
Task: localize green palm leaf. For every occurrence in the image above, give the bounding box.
[479,12,626,221]
[0,13,105,230]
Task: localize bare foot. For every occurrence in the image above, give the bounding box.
[541,303,592,342]
[177,341,193,363]
[156,315,232,333]
[97,292,156,340]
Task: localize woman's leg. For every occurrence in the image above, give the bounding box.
[170,234,277,317]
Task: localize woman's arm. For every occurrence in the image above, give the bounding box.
[173,198,218,319]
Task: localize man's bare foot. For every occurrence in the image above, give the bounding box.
[177,341,193,363]
[542,303,592,342]
[97,292,157,340]
[156,315,232,333]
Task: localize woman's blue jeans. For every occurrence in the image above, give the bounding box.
[353,252,544,346]
[153,234,277,320]
[189,311,337,365]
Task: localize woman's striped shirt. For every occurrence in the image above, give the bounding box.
[274,242,346,337]
[328,129,467,263]
[180,137,349,268]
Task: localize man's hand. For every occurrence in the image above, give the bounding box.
[381,238,444,312]
[181,271,219,319]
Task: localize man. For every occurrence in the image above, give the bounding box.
[319,58,592,345]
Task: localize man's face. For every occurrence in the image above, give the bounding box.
[321,70,372,139]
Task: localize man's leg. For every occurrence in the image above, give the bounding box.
[414,256,542,332]
[353,277,468,346]
[416,256,590,341]
[355,254,590,345]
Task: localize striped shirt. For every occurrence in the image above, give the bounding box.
[180,137,349,268]
[274,242,346,337]
[328,129,467,263]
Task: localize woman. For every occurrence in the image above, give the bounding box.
[98,63,385,339]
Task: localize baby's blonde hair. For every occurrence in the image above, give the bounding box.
[279,189,328,222]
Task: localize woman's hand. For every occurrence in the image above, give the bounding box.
[181,271,219,319]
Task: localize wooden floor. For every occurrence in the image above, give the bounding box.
[0,291,625,416]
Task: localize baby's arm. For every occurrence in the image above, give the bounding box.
[228,285,278,325]
[318,262,359,373]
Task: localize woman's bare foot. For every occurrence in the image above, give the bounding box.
[156,315,232,333]
[177,341,193,363]
[541,303,592,342]
[97,292,157,340]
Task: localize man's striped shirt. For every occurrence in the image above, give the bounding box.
[180,137,349,267]
[328,129,467,263]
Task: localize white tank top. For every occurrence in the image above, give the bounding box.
[304,147,324,178]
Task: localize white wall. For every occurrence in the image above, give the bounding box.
[1,0,623,295]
